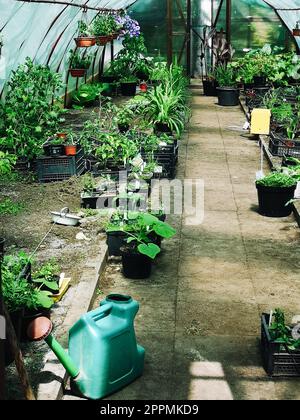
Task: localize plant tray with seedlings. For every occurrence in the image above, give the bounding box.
[261,312,300,377]
[37,148,85,182]
[268,133,300,158]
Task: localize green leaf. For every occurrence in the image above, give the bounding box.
[153,221,176,238]
[138,243,160,259]
[35,290,54,309]
[126,237,136,243]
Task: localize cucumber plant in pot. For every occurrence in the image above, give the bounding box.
[215,64,239,106]
[120,213,176,279]
[256,172,297,217]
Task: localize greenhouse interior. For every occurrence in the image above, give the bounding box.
[1,0,300,402]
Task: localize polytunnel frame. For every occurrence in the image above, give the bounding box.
[0,0,138,106]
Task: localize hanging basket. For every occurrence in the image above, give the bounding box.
[69,68,86,78]
[74,37,96,48]
[293,28,300,36]
[96,35,111,46]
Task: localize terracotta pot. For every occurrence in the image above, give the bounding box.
[96,35,110,46]
[65,145,77,156]
[74,37,96,47]
[70,68,86,77]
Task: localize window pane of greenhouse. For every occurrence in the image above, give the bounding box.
[216,0,296,56]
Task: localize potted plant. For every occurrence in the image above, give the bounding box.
[198,26,217,96]
[2,253,54,346]
[120,75,138,96]
[68,49,92,78]
[120,213,176,279]
[80,173,104,209]
[116,107,134,133]
[74,21,96,47]
[256,172,297,217]
[91,15,116,46]
[293,21,300,37]
[261,309,300,377]
[43,134,65,157]
[63,130,78,156]
[31,260,60,294]
[215,64,239,106]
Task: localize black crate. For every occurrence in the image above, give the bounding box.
[37,148,85,182]
[268,133,300,158]
[261,313,300,377]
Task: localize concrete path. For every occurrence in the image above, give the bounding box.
[65,91,300,401]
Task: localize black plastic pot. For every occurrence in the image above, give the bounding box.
[253,76,267,87]
[106,231,127,256]
[217,87,240,106]
[121,82,137,97]
[154,123,172,136]
[256,183,297,217]
[244,82,254,90]
[121,248,152,279]
[203,80,217,96]
[118,123,130,133]
[43,144,65,157]
[81,193,102,209]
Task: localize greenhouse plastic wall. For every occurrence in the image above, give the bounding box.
[216,0,296,56]
[0,0,137,96]
[263,0,300,48]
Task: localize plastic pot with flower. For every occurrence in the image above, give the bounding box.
[120,213,176,279]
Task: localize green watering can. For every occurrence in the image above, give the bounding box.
[27,294,145,400]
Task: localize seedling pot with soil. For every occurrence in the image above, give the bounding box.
[256,184,296,217]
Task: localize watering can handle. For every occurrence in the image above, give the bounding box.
[91,302,113,322]
[60,207,70,217]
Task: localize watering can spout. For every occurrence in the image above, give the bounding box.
[27,317,80,379]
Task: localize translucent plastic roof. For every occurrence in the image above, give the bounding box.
[263,1,300,47]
